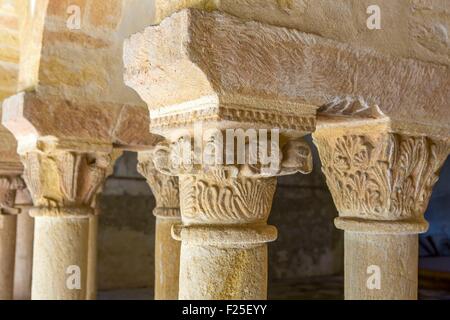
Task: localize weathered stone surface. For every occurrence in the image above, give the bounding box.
[345,232,418,300]
[88,0,123,29]
[98,151,343,292]
[179,241,269,299]
[1,0,447,301]
[0,125,21,170]
[112,105,162,150]
[13,189,34,300]
[0,174,26,300]
[313,122,449,300]
[20,146,120,300]
[1,0,161,151]
[124,9,449,138]
[16,0,151,105]
[0,214,17,300]
[2,92,158,151]
[124,9,318,135]
[154,217,180,300]
[313,123,449,233]
[32,215,90,300]
[137,151,181,300]
[0,0,22,100]
[151,0,450,67]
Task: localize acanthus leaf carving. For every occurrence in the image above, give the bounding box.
[56,152,82,202]
[22,150,118,211]
[137,152,180,215]
[180,168,277,225]
[314,132,448,221]
[0,175,25,215]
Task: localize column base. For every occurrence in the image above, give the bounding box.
[155,216,181,300]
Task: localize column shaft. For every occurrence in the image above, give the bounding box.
[18,149,119,300]
[175,174,279,300]
[13,210,34,300]
[32,215,90,300]
[0,214,17,300]
[344,232,418,300]
[87,215,98,300]
[155,217,181,300]
[179,242,268,300]
[141,132,311,300]
[313,126,448,300]
[138,152,181,300]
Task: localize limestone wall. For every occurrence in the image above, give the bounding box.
[0,0,19,100]
[37,0,152,105]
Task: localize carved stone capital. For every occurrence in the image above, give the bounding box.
[0,175,25,216]
[124,8,325,247]
[180,168,277,225]
[21,149,121,218]
[149,132,313,179]
[137,151,180,219]
[172,168,278,246]
[313,125,449,234]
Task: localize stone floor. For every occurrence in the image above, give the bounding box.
[98,275,450,300]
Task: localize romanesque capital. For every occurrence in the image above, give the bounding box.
[0,175,26,216]
[21,148,120,218]
[124,8,320,251]
[137,151,180,219]
[145,130,312,243]
[153,135,309,248]
[313,124,449,234]
[150,132,313,179]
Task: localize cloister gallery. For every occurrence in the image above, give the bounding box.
[0,0,449,300]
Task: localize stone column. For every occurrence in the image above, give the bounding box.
[123,8,318,299]
[13,188,34,300]
[137,151,181,300]
[0,176,25,300]
[313,125,449,300]
[19,148,118,300]
[148,132,313,300]
[86,213,99,300]
[175,172,278,300]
